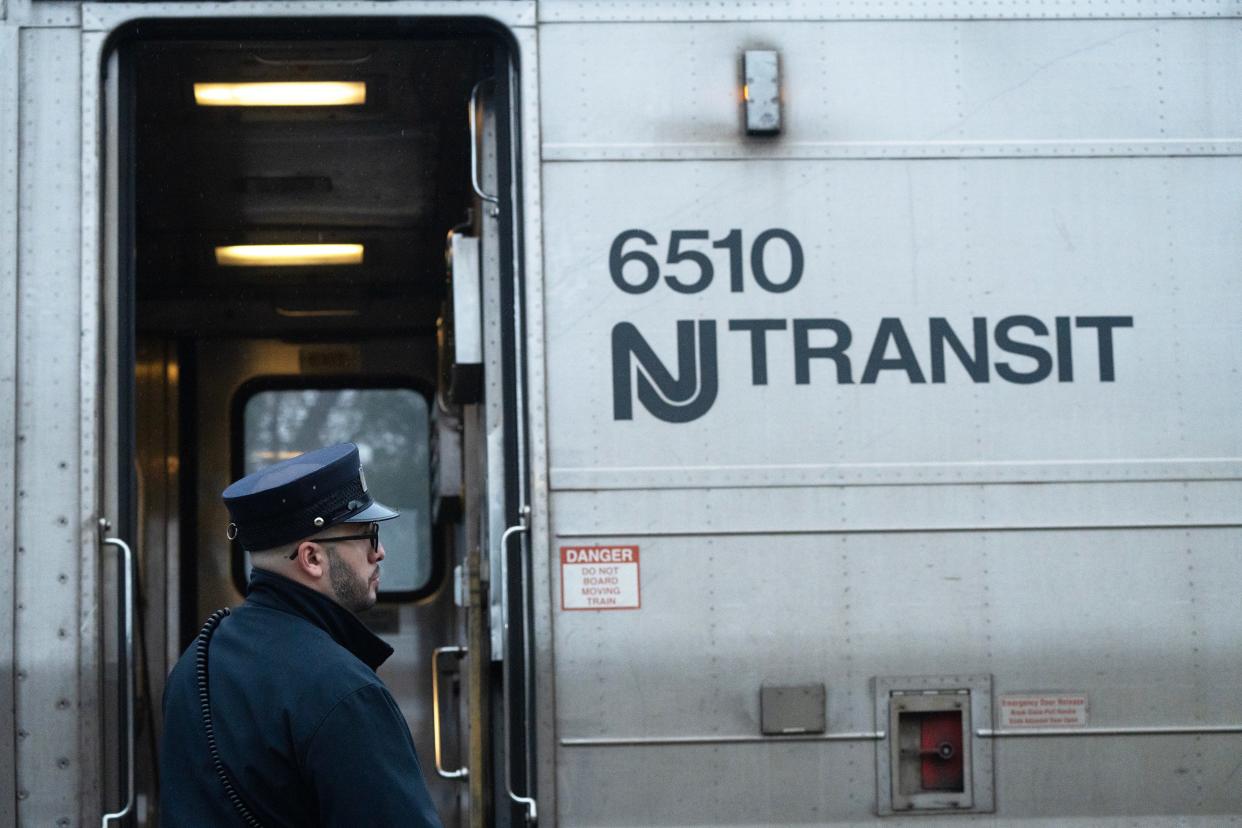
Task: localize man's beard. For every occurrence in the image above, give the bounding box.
[327,546,376,614]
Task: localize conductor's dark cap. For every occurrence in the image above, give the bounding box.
[222,442,398,551]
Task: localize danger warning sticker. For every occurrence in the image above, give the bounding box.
[999,693,1089,728]
[560,546,640,611]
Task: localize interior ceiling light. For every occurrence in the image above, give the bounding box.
[215,244,364,267]
[193,81,366,107]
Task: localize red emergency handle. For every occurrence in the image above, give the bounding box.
[918,710,964,791]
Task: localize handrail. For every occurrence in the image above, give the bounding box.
[431,646,469,780]
[978,724,1242,738]
[500,513,537,823]
[562,731,887,747]
[101,536,135,828]
[468,78,500,209]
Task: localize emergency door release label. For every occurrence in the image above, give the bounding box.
[999,693,1089,728]
[561,546,640,611]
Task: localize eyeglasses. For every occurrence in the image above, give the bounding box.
[289,523,380,559]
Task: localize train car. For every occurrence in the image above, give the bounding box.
[2,0,1240,825]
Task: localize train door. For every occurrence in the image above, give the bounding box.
[99,19,527,827]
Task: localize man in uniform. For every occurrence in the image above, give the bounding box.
[160,442,443,827]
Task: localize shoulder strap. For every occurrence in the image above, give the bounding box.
[195,608,267,828]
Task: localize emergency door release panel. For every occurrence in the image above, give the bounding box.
[892,692,971,810]
[912,708,964,792]
[874,675,994,816]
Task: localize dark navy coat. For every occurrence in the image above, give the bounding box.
[160,569,443,827]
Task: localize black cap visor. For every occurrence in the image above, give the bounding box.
[345,499,399,523]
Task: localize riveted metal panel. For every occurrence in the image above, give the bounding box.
[539,11,1242,825]
[82,0,536,32]
[540,19,1242,159]
[550,526,1242,823]
[0,24,19,828]
[506,23,561,828]
[549,481,1242,537]
[542,158,1242,477]
[544,139,1242,162]
[4,0,80,27]
[79,30,107,826]
[547,528,1242,737]
[14,25,83,826]
[539,0,1242,22]
[551,459,1242,491]
[479,74,507,662]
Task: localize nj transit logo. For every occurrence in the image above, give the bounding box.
[612,321,718,423]
[605,229,1133,424]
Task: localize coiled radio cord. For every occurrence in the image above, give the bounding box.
[195,608,266,828]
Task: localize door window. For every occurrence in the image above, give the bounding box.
[241,386,432,594]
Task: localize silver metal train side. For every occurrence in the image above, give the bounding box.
[2,1,1240,825]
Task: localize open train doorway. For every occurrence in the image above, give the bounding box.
[101,18,526,827]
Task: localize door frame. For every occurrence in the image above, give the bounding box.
[89,7,551,825]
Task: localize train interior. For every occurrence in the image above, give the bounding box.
[107,22,516,825]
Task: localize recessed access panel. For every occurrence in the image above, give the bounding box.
[760,683,826,735]
[875,674,994,816]
[892,691,971,810]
